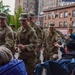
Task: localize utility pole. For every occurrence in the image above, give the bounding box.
[37,0,40,25]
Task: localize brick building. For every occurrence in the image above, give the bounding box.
[43,4,75,34]
[42,0,59,11]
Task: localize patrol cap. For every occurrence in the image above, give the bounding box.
[49,21,55,27]
[19,13,28,20]
[10,24,15,27]
[0,13,7,19]
[28,12,35,18]
[68,25,74,30]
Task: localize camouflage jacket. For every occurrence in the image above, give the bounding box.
[43,30,61,57]
[30,22,43,48]
[0,25,14,50]
[16,26,37,52]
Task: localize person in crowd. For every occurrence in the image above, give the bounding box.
[0,46,13,66]
[10,24,15,31]
[28,12,43,64]
[54,40,75,63]
[43,21,61,61]
[54,40,75,74]
[0,13,14,55]
[15,13,37,75]
[0,46,27,75]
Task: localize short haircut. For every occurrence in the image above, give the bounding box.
[0,46,13,66]
[66,40,75,52]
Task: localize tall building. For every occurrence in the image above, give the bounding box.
[42,0,59,11]
[15,0,38,15]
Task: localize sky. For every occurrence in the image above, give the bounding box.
[3,0,15,15]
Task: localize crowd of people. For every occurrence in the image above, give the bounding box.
[0,12,75,75]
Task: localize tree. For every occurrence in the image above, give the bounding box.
[7,6,23,30]
[0,0,10,14]
[14,6,23,30]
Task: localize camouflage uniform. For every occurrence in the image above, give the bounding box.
[16,13,37,75]
[67,26,74,36]
[28,12,43,64]
[10,24,16,55]
[0,13,14,54]
[55,29,65,39]
[43,22,61,60]
[65,25,74,43]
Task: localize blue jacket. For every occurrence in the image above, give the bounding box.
[35,60,68,75]
[0,59,27,75]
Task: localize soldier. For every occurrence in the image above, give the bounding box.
[0,13,14,54]
[64,25,74,43]
[28,12,43,63]
[10,24,16,55]
[10,24,16,39]
[10,24,15,31]
[67,25,74,36]
[43,21,61,61]
[54,29,65,39]
[15,13,37,75]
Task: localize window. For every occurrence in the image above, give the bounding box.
[64,12,68,18]
[72,21,75,26]
[59,12,63,18]
[44,23,47,27]
[48,14,51,19]
[59,22,62,27]
[52,12,55,19]
[64,21,67,27]
[72,10,75,17]
[44,15,46,20]
[44,15,48,20]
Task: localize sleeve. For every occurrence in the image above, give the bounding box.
[35,26,43,48]
[4,29,14,50]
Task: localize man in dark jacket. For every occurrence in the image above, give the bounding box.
[54,40,75,74]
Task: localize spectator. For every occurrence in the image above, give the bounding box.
[54,40,75,74]
[0,46,27,75]
[0,46,13,66]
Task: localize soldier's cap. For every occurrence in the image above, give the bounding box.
[0,13,7,19]
[49,21,55,27]
[10,24,15,27]
[28,12,35,18]
[68,25,74,30]
[19,13,28,20]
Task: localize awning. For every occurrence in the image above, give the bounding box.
[59,30,68,34]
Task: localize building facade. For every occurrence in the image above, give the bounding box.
[58,0,75,6]
[42,0,59,11]
[15,0,38,15]
[43,4,75,34]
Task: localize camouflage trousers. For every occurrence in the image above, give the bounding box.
[18,52,36,75]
